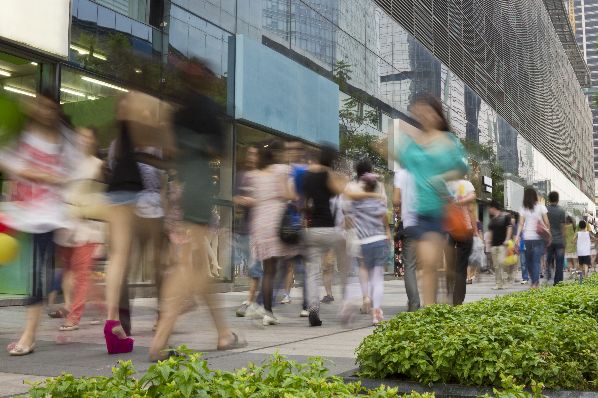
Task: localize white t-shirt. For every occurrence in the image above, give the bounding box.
[520,203,548,240]
[577,231,592,256]
[394,169,417,228]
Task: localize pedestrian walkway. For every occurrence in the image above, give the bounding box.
[0,274,527,397]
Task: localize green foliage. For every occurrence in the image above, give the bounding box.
[356,275,598,391]
[461,138,505,205]
[478,375,548,398]
[22,350,431,398]
[333,59,388,171]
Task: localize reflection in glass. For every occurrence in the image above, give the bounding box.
[0,52,39,101]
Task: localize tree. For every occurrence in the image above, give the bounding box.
[461,139,505,206]
[333,60,388,171]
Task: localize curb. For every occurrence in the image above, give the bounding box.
[339,369,598,398]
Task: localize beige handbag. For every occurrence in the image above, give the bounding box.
[64,178,110,221]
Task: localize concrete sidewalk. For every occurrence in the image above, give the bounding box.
[0,274,527,397]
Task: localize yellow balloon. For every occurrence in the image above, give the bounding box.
[0,233,19,264]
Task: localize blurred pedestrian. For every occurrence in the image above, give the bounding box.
[150,72,245,360]
[111,143,167,335]
[515,187,550,288]
[346,159,387,313]
[55,127,106,331]
[393,167,420,311]
[279,141,309,315]
[247,140,297,326]
[487,200,513,290]
[564,216,577,275]
[546,191,566,285]
[446,178,477,304]
[234,145,264,318]
[396,94,468,306]
[0,93,83,355]
[302,145,348,326]
[574,220,595,278]
[351,172,389,325]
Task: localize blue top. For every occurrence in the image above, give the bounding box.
[397,133,468,217]
[292,164,308,197]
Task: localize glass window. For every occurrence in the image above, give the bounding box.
[0,51,39,102]
[71,0,164,93]
[94,0,150,24]
[60,68,125,146]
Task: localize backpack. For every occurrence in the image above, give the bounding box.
[279,202,303,244]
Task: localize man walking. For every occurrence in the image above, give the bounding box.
[546,191,566,285]
[446,178,477,305]
[393,168,420,311]
[488,201,513,289]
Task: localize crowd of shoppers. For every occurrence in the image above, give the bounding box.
[0,83,594,361]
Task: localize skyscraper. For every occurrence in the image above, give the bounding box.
[566,0,598,198]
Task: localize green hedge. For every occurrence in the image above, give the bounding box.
[22,351,433,398]
[356,274,598,391]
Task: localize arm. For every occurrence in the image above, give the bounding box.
[393,187,401,207]
[344,189,384,201]
[515,215,526,242]
[135,153,173,170]
[285,176,297,201]
[505,225,513,244]
[440,169,467,183]
[457,192,476,206]
[327,171,348,196]
[542,214,551,234]
[233,195,255,207]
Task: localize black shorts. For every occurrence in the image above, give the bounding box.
[578,255,592,265]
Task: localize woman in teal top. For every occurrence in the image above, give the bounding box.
[397,94,468,306]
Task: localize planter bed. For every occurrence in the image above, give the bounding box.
[355,275,598,394]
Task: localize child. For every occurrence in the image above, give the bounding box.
[351,173,389,325]
[574,220,596,278]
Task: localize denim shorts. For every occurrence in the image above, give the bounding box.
[412,214,445,239]
[105,191,138,205]
[248,261,263,279]
[361,240,389,270]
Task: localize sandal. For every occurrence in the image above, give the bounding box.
[149,346,185,362]
[8,342,36,356]
[48,308,69,319]
[59,324,79,331]
[360,297,372,314]
[217,332,247,351]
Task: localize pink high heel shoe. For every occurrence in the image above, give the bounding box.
[104,320,134,354]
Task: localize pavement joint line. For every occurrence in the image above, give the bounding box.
[203,324,373,361]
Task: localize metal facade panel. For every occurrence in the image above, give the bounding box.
[374,0,594,197]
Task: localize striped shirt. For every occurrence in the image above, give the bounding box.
[351,198,388,244]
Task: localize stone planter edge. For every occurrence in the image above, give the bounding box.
[339,369,598,398]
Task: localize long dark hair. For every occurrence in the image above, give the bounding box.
[319,143,338,168]
[523,187,538,210]
[413,94,450,132]
[258,139,284,169]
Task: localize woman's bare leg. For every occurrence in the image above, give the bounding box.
[105,205,135,333]
[15,305,42,347]
[150,223,233,358]
[417,232,444,306]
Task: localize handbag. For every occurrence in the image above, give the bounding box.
[536,218,551,244]
[444,203,474,242]
[468,236,485,268]
[279,202,303,244]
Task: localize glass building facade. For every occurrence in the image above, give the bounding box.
[0,0,595,293]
